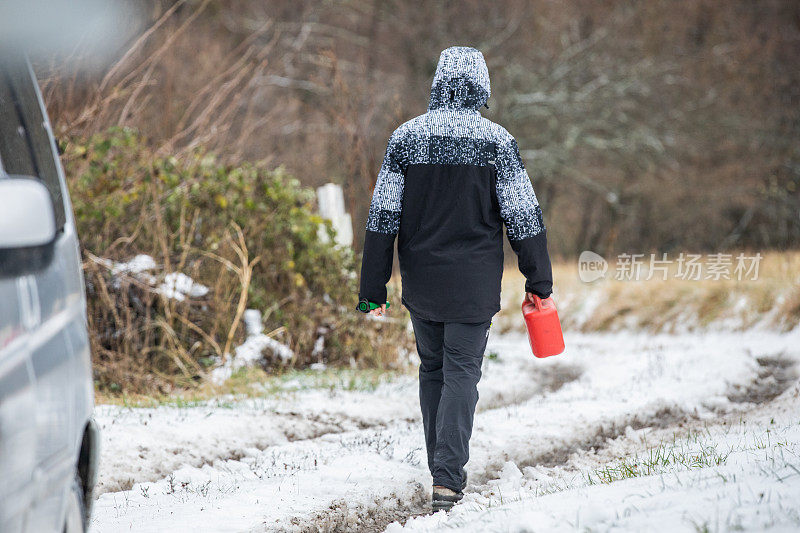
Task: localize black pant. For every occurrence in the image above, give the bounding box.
[410,314,491,492]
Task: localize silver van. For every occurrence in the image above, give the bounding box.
[0,54,98,533]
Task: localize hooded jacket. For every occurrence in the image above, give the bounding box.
[359,46,552,323]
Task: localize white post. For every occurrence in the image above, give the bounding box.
[316,183,353,247]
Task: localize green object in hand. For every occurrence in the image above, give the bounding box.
[356,298,390,313]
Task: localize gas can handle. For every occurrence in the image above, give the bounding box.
[523,294,544,312]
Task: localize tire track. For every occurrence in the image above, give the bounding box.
[264,361,586,531]
[95,355,569,499]
[478,362,583,412]
[282,484,429,533]
[288,352,800,531]
[726,352,798,405]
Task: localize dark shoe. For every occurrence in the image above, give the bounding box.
[461,471,468,492]
[432,485,463,512]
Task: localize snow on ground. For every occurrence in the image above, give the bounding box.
[210,309,295,385]
[156,272,209,301]
[395,379,800,532]
[93,382,417,495]
[108,254,157,276]
[90,329,800,532]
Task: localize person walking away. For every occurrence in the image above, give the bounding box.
[357,46,553,511]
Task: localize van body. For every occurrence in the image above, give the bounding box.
[0,54,98,533]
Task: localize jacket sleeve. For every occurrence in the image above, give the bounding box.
[495,134,553,298]
[358,132,405,305]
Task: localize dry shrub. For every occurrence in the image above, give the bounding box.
[777,287,800,332]
[83,258,231,393]
[67,128,412,395]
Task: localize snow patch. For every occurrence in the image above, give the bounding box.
[110,253,157,275]
[99,254,212,302]
[488,461,523,489]
[157,272,209,301]
[209,309,295,384]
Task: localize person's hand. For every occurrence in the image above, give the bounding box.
[525,292,539,303]
[369,303,387,317]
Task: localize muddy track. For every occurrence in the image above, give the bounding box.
[275,408,696,533]
[471,405,696,489]
[477,354,799,484]
[294,352,800,532]
[478,362,583,412]
[280,410,417,439]
[726,353,798,405]
[99,359,569,498]
[99,349,583,498]
[266,362,587,532]
[281,483,430,533]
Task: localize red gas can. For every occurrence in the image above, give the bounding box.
[522,295,565,358]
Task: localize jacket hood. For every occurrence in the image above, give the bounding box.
[428,46,490,112]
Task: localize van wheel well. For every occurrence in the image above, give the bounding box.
[76,419,99,523]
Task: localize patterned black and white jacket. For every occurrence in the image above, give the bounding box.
[359,46,552,323]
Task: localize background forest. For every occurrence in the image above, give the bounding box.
[40,0,800,254]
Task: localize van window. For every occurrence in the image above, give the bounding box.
[0,71,36,177]
[0,60,66,230]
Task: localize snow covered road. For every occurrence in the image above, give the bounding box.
[89,329,800,532]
